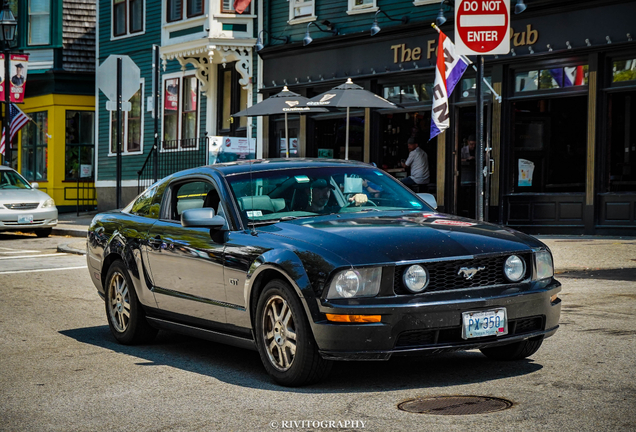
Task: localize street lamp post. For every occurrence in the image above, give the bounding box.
[0,1,16,166]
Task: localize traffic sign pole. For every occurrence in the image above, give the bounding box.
[454,0,510,221]
[116,58,122,209]
[475,55,484,221]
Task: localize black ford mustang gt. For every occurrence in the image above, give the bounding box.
[87,159,560,386]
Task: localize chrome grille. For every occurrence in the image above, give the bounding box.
[5,203,39,210]
[394,253,532,295]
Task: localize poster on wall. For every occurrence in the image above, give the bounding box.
[518,159,535,186]
[9,54,28,103]
[279,138,299,156]
[164,78,179,111]
[209,136,256,164]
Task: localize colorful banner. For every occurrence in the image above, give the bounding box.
[9,54,28,103]
[164,78,179,111]
[430,31,469,140]
[0,54,4,102]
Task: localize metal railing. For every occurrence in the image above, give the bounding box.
[138,136,210,193]
[63,181,97,216]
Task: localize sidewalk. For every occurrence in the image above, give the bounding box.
[54,211,636,273]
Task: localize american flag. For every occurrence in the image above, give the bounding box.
[0,104,30,155]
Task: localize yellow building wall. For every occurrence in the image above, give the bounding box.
[19,94,95,208]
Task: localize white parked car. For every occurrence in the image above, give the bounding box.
[0,165,57,237]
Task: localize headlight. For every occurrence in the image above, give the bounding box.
[535,250,554,280]
[41,198,55,208]
[403,264,429,293]
[504,255,526,282]
[326,267,382,299]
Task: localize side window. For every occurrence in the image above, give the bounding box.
[130,185,158,218]
[171,180,217,220]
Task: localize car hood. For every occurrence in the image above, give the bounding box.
[0,188,51,204]
[259,211,545,266]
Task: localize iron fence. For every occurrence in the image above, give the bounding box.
[138,137,210,193]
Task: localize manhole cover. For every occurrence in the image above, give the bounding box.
[398,396,513,415]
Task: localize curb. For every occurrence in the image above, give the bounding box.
[57,242,87,256]
[52,228,88,238]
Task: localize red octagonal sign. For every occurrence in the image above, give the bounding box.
[454,0,510,55]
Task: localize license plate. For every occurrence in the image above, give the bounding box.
[461,308,508,339]
[18,215,34,224]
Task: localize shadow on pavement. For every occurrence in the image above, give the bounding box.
[558,267,636,281]
[61,325,543,392]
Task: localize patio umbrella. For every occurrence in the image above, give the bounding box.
[232,86,327,158]
[306,78,398,160]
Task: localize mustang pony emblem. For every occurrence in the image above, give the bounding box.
[458,266,486,280]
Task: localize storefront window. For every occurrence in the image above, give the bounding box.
[606,91,636,192]
[162,76,200,150]
[511,97,587,193]
[21,111,48,182]
[65,111,95,180]
[383,82,434,104]
[515,66,588,92]
[182,76,198,145]
[163,78,179,147]
[612,59,636,83]
[459,76,492,100]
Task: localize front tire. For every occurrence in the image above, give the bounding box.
[480,336,544,361]
[255,279,332,386]
[104,260,157,345]
[35,228,52,238]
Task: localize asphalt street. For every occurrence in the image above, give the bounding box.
[0,231,634,431]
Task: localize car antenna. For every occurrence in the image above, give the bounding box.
[249,157,257,236]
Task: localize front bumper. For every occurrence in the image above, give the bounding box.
[0,207,58,231]
[311,280,561,360]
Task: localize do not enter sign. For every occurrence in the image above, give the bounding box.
[454,0,510,55]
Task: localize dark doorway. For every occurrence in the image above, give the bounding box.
[453,106,491,219]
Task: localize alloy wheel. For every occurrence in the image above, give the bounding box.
[262,294,297,371]
[108,272,131,333]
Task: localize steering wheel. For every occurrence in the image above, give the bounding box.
[344,194,377,207]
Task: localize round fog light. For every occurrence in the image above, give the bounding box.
[403,265,429,293]
[504,255,525,282]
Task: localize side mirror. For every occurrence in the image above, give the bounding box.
[417,192,438,210]
[181,208,226,229]
[31,182,39,189]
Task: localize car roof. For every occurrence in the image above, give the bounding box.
[206,158,373,176]
[0,165,15,171]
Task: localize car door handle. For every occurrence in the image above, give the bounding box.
[149,235,166,249]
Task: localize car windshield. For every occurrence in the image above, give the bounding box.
[0,169,32,189]
[226,166,432,223]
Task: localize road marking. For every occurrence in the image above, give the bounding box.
[0,247,40,254]
[0,253,68,260]
[0,265,87,275]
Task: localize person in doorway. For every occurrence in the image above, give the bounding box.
[461,135,476,162]
[400,138,430,186]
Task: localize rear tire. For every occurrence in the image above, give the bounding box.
[480,336,544,361]
[36,228,52,238]
[104,260,157,345]
[255,279,332,386]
